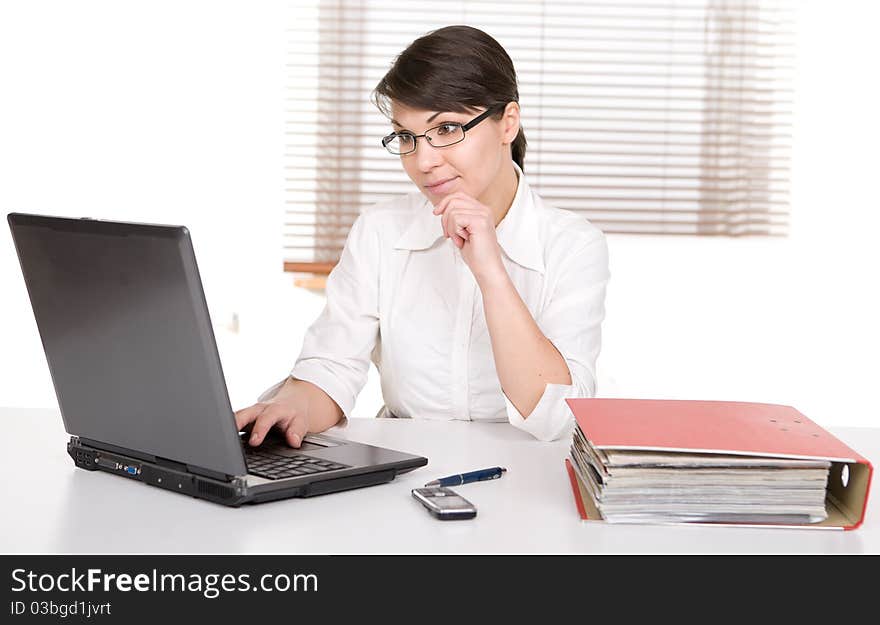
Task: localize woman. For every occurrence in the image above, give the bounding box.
[236,25,609,445]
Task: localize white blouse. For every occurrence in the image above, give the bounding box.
[263,166,609,441]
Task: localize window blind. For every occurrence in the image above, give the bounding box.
[284,0,795,269]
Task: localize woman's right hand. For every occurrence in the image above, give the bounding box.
[234,378,311,448]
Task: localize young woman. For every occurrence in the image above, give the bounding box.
[235,25,609,444]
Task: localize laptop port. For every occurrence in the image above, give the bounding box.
[95,456,120,470]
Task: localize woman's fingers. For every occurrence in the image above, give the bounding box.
[432,193,494,252]
[234,402,267,431]
[247,403,293,446]
[445,210,486,243]
[435,193,477,226]
[284,414,310,448]
[431,191,469,216]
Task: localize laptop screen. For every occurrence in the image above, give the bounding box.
[8,214,248,478]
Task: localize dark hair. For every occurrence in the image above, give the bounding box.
[372,25,527,171]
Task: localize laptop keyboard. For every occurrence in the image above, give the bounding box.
[244,447,349,480]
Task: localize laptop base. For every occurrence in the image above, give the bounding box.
[68,437,400,507]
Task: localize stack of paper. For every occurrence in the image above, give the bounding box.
[570,426,831,524]
[563,398,873,529]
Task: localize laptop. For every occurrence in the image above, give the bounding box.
[7,212,427,506]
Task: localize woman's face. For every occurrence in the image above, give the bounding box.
[389,101,520,206]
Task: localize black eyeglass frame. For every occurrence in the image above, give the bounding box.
[381,102,508,155]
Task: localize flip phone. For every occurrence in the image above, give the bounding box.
[412,486,477,520]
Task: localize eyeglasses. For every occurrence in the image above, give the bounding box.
[381,103,506,155]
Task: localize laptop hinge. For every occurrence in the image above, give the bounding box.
[78,437,156,463]
[152,456,233,482]
[186,464,233,481]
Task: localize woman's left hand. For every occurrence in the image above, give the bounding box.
[432,192,506,284]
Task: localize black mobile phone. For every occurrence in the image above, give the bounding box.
[412,487,477,520]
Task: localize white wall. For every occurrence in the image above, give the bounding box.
[600,1,880,427]
[0,0,296,411]
[1,1,878,427]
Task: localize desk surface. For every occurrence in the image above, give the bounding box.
[2,407,877,554]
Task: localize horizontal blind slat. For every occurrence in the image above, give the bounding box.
[284,0,793,262]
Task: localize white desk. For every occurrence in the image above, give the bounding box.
[1,406,877,554]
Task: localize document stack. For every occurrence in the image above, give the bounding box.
[570,426,830,524]
[563,399,873,529]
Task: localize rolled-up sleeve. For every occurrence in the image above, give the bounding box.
[505,230,610,441]
[260,212,380,417]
